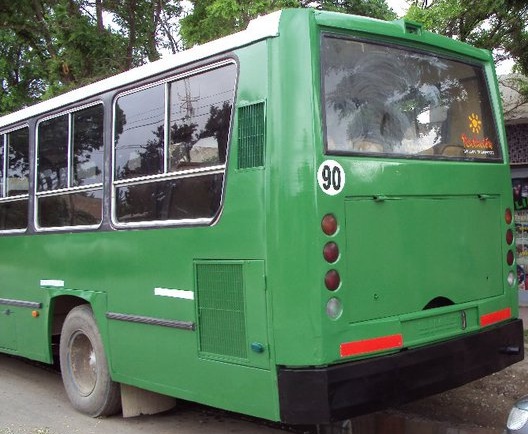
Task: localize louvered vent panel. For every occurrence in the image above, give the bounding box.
[196,263,247,360]
[238,102,265,169]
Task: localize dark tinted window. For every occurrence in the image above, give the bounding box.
[0,127,29,231]
[322,36,501,161]
[113,62,236,225]
[114,84,164,180]
[38,115,69,191]
[0,199,28,230]
[7,128,30,196]
[0,140,3,196]
[36,105,104,228]
[38,190,103,228]
[115,174,223,223]
[73,105,104,186]
[169,65,235,171]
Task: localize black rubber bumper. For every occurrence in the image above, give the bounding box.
[278,319,524,424]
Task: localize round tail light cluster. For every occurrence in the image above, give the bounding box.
[505,208,512,225]
[321,214,338,235]
[322,214,340,291]
[325,270,340,291]
[323,242,339,263]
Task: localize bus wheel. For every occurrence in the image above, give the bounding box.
[59,304,121,417]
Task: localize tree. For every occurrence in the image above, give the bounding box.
[105,0,184,67]
[0,0,184,114]
[317,0,397,19]
[407,0,528,71]
[180,0,396,47]
[405,0,528,104]
[0,0,398,113]
[0,28,46,113]
[0,0,124,112]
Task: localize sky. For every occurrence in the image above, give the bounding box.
[386,0,409,17]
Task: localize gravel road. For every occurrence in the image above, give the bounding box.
[0,353,284,434]
[1,346,526,434]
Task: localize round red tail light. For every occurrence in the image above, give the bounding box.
[506,229,514,245]
[505,208,512,225]
[507,250,515,266]
[325,270,341,291]
[323,242,339,263]
[321,214,338,236]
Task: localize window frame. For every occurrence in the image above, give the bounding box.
[0,124,30,234]
[34,101,105,232]
[111,59,238,229]
[320,32,503,163]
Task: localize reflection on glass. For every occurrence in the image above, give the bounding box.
[0,127,29,230]
[38,189,103,228]
[7,128,29,196]
[0,199,28,230]
[115,174,223,223]
[112,63,236,225]
[114,85,164,180]
[38,115,69,191]
[322,36,501,160]
[73,105,104,186]
[0,136,4,196]
[169,65,235,172]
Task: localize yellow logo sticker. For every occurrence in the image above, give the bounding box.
[468,113,482,134]
[460,113,495,156]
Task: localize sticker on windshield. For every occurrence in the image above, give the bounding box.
[460,113,496,157]
[317,160,345,196]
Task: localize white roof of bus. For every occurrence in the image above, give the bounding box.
[0,10,282,129]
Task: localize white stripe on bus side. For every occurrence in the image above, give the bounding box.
[154,287,194,300]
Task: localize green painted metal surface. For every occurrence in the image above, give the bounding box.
[0,8,518,423]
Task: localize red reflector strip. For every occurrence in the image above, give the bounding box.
[480,308,511,327]
[340,334,403,358]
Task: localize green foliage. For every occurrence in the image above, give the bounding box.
[0,0,183,115]
[406,0,528,103]
[3,0,526,115]
[180,0,295,46]
[317,0,397,19]
[0,29,46,112]
[406,0,528,76]
[180,0,396,47]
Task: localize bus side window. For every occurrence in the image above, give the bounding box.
[72,105,104,187]
[113,62,236,225]
[114,84,165,181]
[7,128,30,196]
[168,67,233,172]
[36,105,104,229]
[0,138,3,195]
[38,115,69,192]
[0,127,30,232]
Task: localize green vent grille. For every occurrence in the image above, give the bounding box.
[196,263,247,360]
[238,102,265,169]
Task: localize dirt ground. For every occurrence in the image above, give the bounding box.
[394,340,528,430]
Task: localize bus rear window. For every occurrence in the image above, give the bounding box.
[321,35,501,161]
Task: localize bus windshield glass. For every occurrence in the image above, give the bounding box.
[322,35,501,161]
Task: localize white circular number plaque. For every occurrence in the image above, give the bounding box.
[317,160,345,196]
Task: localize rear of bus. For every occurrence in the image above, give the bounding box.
[268,10,524,424]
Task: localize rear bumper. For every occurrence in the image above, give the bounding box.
[278,319,524,424]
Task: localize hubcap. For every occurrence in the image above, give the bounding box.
[69,331,97,396]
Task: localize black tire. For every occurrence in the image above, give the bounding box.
[59,304,121,417]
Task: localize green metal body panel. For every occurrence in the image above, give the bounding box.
[0,8,518,423]
[266,9,516,368]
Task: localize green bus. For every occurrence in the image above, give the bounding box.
[0,8,523,425]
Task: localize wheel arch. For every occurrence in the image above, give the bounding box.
[48,290,108,365]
